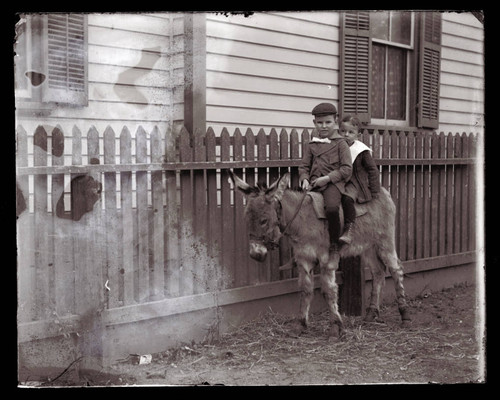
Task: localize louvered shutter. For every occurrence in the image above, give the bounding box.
[340,11,371,123]
[417,12,441,129]
[42,14,88,105]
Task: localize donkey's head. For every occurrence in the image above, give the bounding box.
[228,170,289,262]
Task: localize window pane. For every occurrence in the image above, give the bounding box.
[371,43,385,119]
[390,11,412,46]
[370,11,390,41]
[386,46,407,120]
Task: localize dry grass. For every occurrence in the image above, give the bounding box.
[40,284,482,386]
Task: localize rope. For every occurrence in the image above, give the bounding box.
[280,191,309,238]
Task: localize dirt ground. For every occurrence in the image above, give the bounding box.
[22,283,486,387]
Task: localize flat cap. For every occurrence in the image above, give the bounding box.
[311,102,337,116]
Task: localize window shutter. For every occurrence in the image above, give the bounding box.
[42,14,88,106]
[340,11,371,123]
[417,12,441,129]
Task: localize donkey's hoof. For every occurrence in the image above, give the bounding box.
[364,307,384,323]
[400,307,412,322]
[401,319,412,328]
[327,323,343,342]
[288,319,306,337]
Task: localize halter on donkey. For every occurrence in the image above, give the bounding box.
[228,170,411,340]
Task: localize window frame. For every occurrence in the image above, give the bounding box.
[42,14,88,106]
[370,11,414,126]
[370,43,412,127]
[340,11,441,130]
[371,11,415,50]
[15,13,88,114]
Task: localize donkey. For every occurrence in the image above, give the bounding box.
[228,170,410,340]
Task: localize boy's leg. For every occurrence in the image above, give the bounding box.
[339,194,356,245]
[322,184,342,249]
[341,194,356,225]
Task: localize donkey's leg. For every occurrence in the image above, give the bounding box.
[362,248,386,323]
[320,251,343,340]
[295,258,315,334]
[376,247,411,322]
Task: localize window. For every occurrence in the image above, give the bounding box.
[371,11,413,125]
[340,11,442,129]
[15,14,88,108]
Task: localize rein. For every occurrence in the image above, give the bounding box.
[278,190,309,238]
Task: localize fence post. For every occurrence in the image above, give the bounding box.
[245,128,260,285]
[136,126,149,302]
[16,125,34,323]
[279,128,293,280]
[151,126,165,301]
[339,256,365,316]
[179,127,194,295]
[164,125,180,298]
[33,126,50,320]
[75,126,105,372]
[233,128,247,287]
[120,127,134,305]
[52,125,74,316]
[104,126,119,309]
[220,128,234,288]
[184,13,206,139]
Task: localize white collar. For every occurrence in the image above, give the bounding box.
[349,140,372,163]
[310,137,332,144]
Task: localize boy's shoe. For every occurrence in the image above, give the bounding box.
[338,222,354,245]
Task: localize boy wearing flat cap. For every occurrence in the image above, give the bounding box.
[299,103,353,254]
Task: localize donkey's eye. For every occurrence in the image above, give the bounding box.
[259,218,268,226]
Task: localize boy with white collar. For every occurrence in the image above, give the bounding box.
[299,103,352,253]
[338,114,381,244]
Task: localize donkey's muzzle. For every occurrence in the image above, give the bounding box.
[249,241,268,262]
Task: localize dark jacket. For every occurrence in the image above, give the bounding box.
[348,149,381,203]
[299,133,352,194]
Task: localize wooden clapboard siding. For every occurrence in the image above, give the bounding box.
[439,12,484,134]
[206,37,338,70]
[207,70,339,100]
[206,106,322,129]
[271,11,340,26]
[17,13,183,136]
[206,11,340,133]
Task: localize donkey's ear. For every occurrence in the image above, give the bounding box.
[227,169,257,195]
[267,173,289,201]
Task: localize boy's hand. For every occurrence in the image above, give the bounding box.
[311,176,330,189]
[301,179,310,191]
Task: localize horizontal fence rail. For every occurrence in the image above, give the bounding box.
[16,157,476,176]
[16,124,478,329]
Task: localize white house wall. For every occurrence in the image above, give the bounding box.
[15,11,484,139]
[205,11,484,136]
[206,11,340,134]
[16,12,185,137]
[439,12,484,135]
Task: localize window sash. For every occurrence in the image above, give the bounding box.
[371,43,409,124]
[371,50,410,126]
[371,11,415,49]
